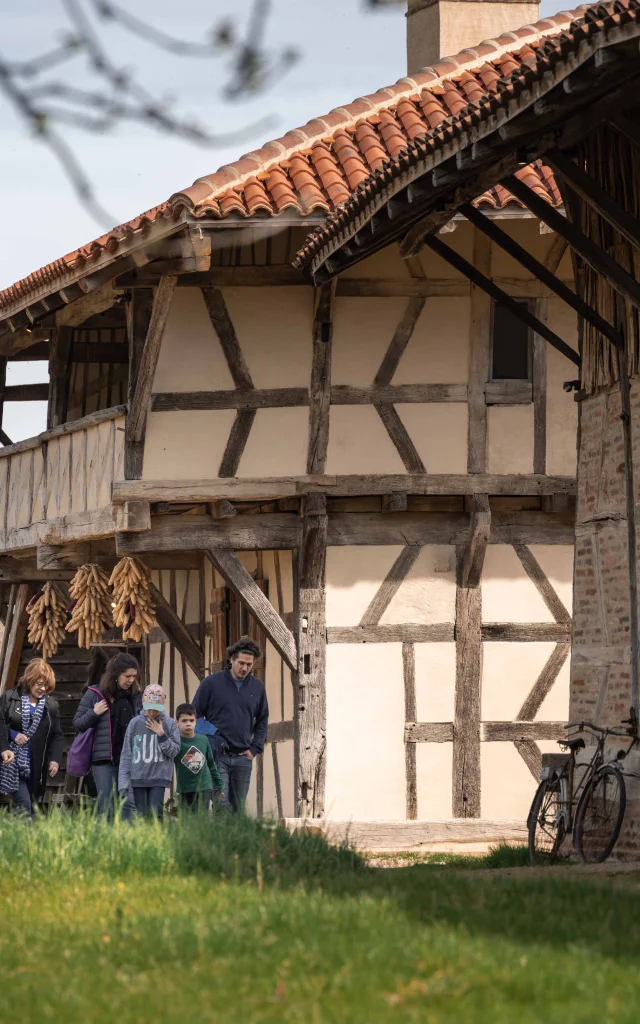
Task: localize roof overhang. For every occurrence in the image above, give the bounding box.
[300,5,640,283]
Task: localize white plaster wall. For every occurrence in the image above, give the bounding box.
[143,410,236,479]
[325,643,406,820]
[482,642,562,721]
[393,297,470,384]
[222,286,312,387]
[481,742,538,820]
[380,547,456,625]
[414,642,456,721]
[396,404,468,473]
[332,297,407,385]
[153,288,234,392]
[546,297,579,476]
[326,405,405,475]
[416,745,453,818]
[482,545,554,622]
[237,407,308,477]
[262,739,295,819]
[326,546,403,626]
[340,244,412,280]
[487,405,534,474]
[530,545,574,615]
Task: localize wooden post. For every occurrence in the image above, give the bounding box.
[532,299,548,476]
[0,583,31,695]
[307,280,336,475]
[0,357,10,445]
[296,493,328,818]
[403,642,418,819]
[126,275,177,447]
[467,229,492,473]
[453,545,483,817]
[48,326,73,429]
[125,287,154,479]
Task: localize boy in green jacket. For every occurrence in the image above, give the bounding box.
[175,703,223,811]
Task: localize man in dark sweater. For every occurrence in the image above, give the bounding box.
[193,637,268,812]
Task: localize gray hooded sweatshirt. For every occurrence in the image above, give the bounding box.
[118,711,181,791]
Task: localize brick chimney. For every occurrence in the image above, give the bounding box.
[407,0,540,73]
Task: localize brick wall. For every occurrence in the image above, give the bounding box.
[571,381,640,857]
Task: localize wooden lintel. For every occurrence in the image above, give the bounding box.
[0,327,50,359]
[461,494,491,588]
[405,721,453,743]
[3,383,49,402]
[482,721,565,742]
[206,546,297,671]
[148,580,204,680]
[112,473,577,504]
[36,542,91,570]
[266,720,294,744]
[426,235,580,366]
[150,382,468,412]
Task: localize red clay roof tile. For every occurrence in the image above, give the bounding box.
[0,3,595,316]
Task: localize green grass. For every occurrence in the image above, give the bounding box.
[1,811,639,1023]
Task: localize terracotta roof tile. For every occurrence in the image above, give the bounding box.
[296,0,640,273]
[0,2,595,316]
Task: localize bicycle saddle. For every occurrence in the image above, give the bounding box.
[559,737,585,752]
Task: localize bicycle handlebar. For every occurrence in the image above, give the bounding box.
[564,720,633,737]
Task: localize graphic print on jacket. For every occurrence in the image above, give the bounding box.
[118,712,181,791]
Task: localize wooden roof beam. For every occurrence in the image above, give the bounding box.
[504,173,640,313]
[424,235,580,366]
[460,202,623,350]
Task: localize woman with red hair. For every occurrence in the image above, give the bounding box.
[0,658,64,816]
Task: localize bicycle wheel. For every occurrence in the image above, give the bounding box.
[574,764,626,863]
[528,778,566,866]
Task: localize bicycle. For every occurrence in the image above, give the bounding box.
[527,707,638,866]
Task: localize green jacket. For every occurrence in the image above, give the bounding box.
[175,733,223,795]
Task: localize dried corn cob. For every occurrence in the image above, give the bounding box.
[110,556,156,642]
[27,582,68,660]
[66,564,113,648]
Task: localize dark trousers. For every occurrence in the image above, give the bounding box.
[11,778,33,817]
[179,789,212,812]
[92,764,134,820]
[216,751,253,812]
[132,786,165,818]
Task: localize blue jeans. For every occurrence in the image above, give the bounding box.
[11,778,33,817]
[216,751,253,812]
[179,789,212,812]
[132,786,165,818]
[91,764,135,820]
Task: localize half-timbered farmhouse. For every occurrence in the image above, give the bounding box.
[0,0,591,847]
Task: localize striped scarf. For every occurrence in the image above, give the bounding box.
[0,695,46,795]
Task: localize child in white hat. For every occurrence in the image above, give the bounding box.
[118,683,180,818]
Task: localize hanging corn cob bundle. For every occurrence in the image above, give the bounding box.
[110,556,156,642]
[27,582,69,660]
[66,564,114,648]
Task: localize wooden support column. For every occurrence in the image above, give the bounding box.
[307,280,336,474]
[466,229,492,473]
[148,579,205,680]
[296,493,328,818]
[125,287,154,478]
[461,494,490,588]
[453,525,484,817]
[126,275,177,458]
[532,299,548,476]
[0,583,31,695]
[403,642,418,819]
[48,326,73,428]
[0,356,10,446]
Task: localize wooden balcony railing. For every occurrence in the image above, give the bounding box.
[0,405,126,548]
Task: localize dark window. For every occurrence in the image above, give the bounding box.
[491,301,531,380]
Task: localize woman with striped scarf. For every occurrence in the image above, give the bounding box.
[0,659,64,816]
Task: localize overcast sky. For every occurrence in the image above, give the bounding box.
[2,0,558,441]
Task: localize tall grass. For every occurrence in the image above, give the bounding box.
[0,808,364,884]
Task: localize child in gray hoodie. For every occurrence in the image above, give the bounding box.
[118,683,180,818]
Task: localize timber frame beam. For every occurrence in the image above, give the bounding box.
[126,275,177,452]
[148,580,205,680]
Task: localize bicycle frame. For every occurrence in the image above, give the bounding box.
[544,712,638,835]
